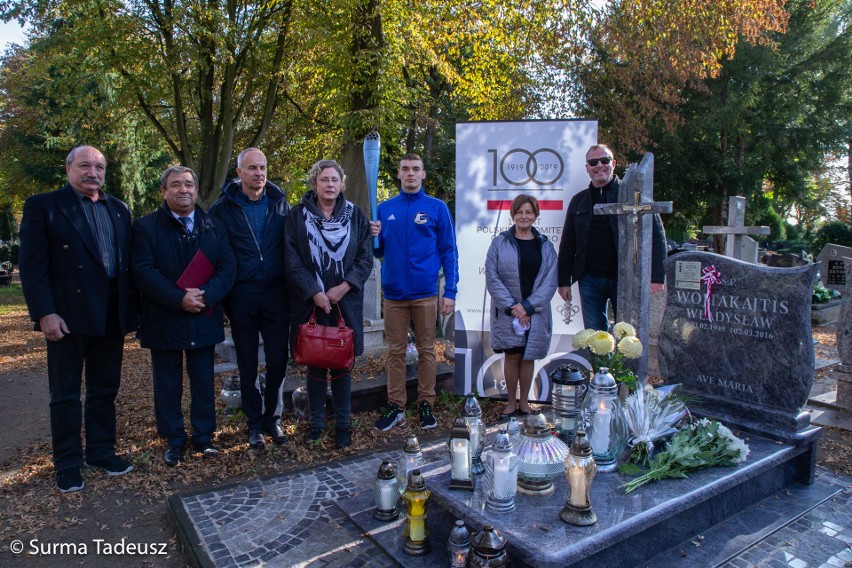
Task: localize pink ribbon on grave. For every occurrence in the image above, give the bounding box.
[700,265,722,321]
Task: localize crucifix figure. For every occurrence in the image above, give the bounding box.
[593,153,672,382]
[702,196,769,263]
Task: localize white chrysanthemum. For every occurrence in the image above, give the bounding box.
[572,329,596,349]
[588,331,616,355]
[618,336,643,359]
[613,321,637,340]
[728,436,750,463]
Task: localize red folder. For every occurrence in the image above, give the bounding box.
[177,249,215,315]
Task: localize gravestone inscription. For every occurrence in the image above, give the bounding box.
[659,252,818,441]
[816,243,852,293]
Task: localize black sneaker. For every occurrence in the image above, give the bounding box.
[335,429,352,449]
[56,467,84,493]
[418,401,437,429]
[86,455,135,476]
[307,428,323,442]
[374,403,405,431]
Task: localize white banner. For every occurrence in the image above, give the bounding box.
[453,120,597,401]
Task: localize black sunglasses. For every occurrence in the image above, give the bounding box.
[587,157,613,166]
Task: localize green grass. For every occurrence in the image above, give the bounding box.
[0,283,26,314]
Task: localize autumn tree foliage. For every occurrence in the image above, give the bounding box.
[579,0,790,153]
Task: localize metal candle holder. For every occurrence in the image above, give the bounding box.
[461,394,486,475]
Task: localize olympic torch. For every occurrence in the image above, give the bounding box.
[363,131,381,249]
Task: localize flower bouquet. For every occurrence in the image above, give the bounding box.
[622,384,690,467]
[620,418,750,493]
[573,322,643,391]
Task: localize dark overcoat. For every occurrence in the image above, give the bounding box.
[132,204,236,350]
[19,184,138,335]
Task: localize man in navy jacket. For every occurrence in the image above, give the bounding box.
[132,166,236,466]
[20,145,138,492]
[371,153,459,431]
[209,148,290,448]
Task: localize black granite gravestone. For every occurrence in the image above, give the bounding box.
[659,251,818,442]
[817,243,852,293]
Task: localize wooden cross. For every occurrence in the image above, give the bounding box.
[702,196,769,263]
[592,153,672,383]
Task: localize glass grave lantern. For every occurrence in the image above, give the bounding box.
[514,412,569,496]
[579,367,629,472]
[506,416,521,446]
[373,459,399,522]
[468,525,509,567]
[401,469,431,556]
[448,418,474,490]
[549,364,588,443]
[220,375,242,414]
[397,433,423,495]
[447,519,471,568]
[484,429,518,513]
[560,430,597,526]
[461,394,486,475]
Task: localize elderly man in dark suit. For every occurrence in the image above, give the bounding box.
[132,165,236,466]
[20,145,139,493]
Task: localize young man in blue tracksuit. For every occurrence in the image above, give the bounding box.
[370,153,459,430]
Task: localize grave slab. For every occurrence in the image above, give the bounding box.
[643,471,848,568]
[659,252,818,442]
[338,429,823,568]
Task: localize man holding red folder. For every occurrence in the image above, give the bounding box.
[132,166,236,466]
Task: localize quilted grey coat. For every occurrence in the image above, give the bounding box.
[485,226,558,360]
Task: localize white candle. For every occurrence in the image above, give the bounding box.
[568,465,587,507]
[451,441,468,479]
[494,456,511,496]
[590,407,612,455]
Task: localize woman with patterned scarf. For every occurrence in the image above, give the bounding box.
[285,159,373,448]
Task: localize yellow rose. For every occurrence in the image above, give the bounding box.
[588,331,615,355]
[618,336,643,359]
[572,329,595,349]
[613,322,636,340]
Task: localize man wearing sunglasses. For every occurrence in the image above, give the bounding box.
[557,144,666,331]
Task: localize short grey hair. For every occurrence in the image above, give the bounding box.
[306,159,345,189]
[237,147,264,168]
[160,165,198,189]
[586,144,614,159]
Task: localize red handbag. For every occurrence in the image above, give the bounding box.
[293,305,355,370]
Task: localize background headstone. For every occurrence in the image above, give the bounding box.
[834,257,852,410]
[658,252,818,441]
[362,258,386,351]
[702,196,769,264]
[816,243,852,294]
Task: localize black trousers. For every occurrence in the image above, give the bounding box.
[46,332,125,471]
[225,285,289,430]
[150,346,216,448]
